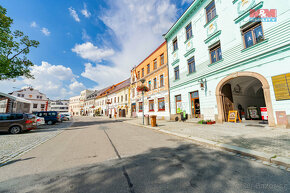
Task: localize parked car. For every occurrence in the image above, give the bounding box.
[0,113,36,134]
[35,116,45,126]
[33,111,59,125]
[60,113,72,121]
[60,114,67,121]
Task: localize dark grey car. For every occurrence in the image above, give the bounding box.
[0,114,36,134]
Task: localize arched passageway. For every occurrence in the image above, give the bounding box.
[216,72,275,126]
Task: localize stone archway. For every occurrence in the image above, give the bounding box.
[216,72,275,126]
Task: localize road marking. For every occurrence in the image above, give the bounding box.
[103,129,135,193]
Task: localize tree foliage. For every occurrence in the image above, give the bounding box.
[0,5,39,80]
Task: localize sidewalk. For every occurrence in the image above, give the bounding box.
[125,118,290,168]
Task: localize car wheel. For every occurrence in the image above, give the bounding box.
[9,126,22,134]
[47,120,53,125]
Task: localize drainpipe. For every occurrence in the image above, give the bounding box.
[164,39,172,120]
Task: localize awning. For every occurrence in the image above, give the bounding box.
[0,92,32,104]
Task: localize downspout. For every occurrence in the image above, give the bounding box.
[164,39,172,120]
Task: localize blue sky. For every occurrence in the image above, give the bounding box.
[0,0,193,99]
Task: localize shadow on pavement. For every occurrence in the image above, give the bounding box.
[0,144,288,193]
[69,119,125,128]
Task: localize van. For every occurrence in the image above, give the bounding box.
[33,111,59,125]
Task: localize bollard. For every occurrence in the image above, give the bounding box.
[144,115,150,125]
[150,115,157,127]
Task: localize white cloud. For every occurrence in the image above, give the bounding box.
[69,80,86,92]
[81,63,125,89]
[82,29,91,41]
[81,3,91,18]
[41,28,50,36]
[74,0,178,89]
[30,21,37,28]
[182,0,193,5]
[72,42,114,62]
[0,61,85,99]
[69,7,80,22]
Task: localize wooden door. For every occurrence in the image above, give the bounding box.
[221,84,234,122]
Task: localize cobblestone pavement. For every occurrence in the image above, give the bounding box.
[0,121,73,165]
[125,118,290,158]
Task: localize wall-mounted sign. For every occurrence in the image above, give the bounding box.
[272,73,290,101]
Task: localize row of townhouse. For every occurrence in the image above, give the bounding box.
[69,0,290,127]
[69,79,131,117]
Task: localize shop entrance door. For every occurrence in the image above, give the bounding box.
[190,91,200,118]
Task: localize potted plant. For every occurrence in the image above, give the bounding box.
[137,85,149,92]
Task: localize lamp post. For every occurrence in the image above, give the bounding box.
[140,79,146,125]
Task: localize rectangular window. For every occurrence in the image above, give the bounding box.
[114,97,116,103]
[121,96,123,102]
[125,94,128,101]
[154,59,157,70]
[148,81,151,90]
[158,98,165,111]
[138,71,140,79]
[41,104,45,109]
[33,104,38,108]
[174,66,180,80]
[209,43,222,64]
[153,78,157,89]
[175,95,182,113]
[186,23,192,40]
[149,100,154,111]
[139,102,143,112]
[160,54,164,65]
[173,37,178,51]
[160,75,164,87]
[37,96,39,99]
[206,1,216,23]
[142,68,144,77]
[118,97,119,103]
[188,56,196,74]
[147,64,150,74]
[242,22,264,48]
[17,94,20,97]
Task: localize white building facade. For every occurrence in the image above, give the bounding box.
[10,87,48,113]
[165,0,290,127]
[48,100,69,113]
[69,95,81,116]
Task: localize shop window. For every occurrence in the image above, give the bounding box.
[139,102,143,112]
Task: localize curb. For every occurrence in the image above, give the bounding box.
[125,121,290,169]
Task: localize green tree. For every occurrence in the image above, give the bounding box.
[0,5,39,80]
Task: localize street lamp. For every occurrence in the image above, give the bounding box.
[140,79,145,125]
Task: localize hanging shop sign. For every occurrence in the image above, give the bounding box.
[272,73,290,101]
